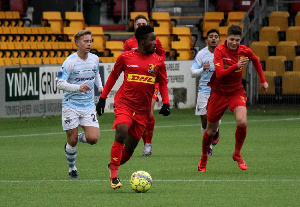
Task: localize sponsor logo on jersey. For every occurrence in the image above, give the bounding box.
[127,74,155,84]
[148,64,157,74]
[127,65,139,67]
[215,63,220,67]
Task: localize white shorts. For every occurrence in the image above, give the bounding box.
[195,93,210,116]
[62,107,99,130]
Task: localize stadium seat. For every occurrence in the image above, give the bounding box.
[201,12,224,38]
[154,26,171,54]
[105,40,124,57]
[218,26,228,43]
[216,0,234,14]
[259,71,276,95]
[151,12,177,33]
[64,12,86,30]
[227,12,246,27]
[268,11,290,31]
[171,41,194,60]
[250,41,270,61]
[259,26,280,46]
[172,27,196,47]
[282,71,300,94]
[63,26,81,42]
[276,41,297,61]
[286,26,300,45]
[265,56,287,76]
[85,26,108,56]
[295,11,300,26]
[42,11,63,34]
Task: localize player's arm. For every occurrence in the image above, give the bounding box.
[123,40,130,52]
[157,63,170,116]
[155,38,166,61]
[247,49,268,92]
[214,49,240,78]
[95,63,103,93]
[56,62,90,93]
[190,52,207,78]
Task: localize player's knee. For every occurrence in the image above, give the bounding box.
[86,136,99,145]
[237,120,247,127]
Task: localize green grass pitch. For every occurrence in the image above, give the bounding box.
[0,108,299,206]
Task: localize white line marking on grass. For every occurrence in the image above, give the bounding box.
[1,117,300,138]
[0,179,299,183]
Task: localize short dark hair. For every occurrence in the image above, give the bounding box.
[135,25,154,43]
[134,14,148,23]
[227,25,242,36]
[207,29,220,38]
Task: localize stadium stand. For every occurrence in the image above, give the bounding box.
[63,12,86,30]
[154,26,171,55]
[265,56,287,76]
[268,11,290,31]
[171,41,194,60]
[218,26,228,43]
[250,41,270,62]
[227,11,246,27]
[151,12,177,33]
[105,40,124,57]
[172,26,196,47]
[276,41,297,60]
[259,26,280,46]
[201,12,225,38]
[41,11,63,34]
[282,71,300,94]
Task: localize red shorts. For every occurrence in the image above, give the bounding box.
[206,91,247,123]
[152,83,159,102]
[113,107,148,139]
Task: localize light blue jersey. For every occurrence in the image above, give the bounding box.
[191,46,215,95]
[57,52,99,109]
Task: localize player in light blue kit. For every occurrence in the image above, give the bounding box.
[56,30,103,178]
[190,29,221,156]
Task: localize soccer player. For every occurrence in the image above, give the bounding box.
[197,25,268,172]
[124,14,166,156]
[96,25,170,189]
[56,30,103,178]
[190,29,221,156]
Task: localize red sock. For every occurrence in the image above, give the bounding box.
[142,115,155,145]
[120,148,133,165]
[234,125,247,155]
[110,141,124,179]
[202,131,214,157]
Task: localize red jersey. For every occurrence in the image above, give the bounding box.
[101,50,169,115]
[210,41,266,95]
[124,36,166,60]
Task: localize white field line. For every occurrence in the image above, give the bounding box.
[0,179,299,183]
[1,117,300,139]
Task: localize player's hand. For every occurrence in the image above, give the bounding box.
[203,61,210,71]
[96,98,106,116]
[237,57,249,68]
[260,82,268,93]
[159,104,170,116]
[79,84,91,93]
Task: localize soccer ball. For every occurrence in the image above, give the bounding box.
[129,171,152,193]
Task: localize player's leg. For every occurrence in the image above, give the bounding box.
[232,105,248,170]
[121,133,140,165]
[142,98,156,156]
[108,123,128,189]
[78,109,99,144]
[62,107,80,178]
[200,114,213,156]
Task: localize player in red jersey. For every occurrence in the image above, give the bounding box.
[197,25,268,172]
[96,25,170,189]
[124,14,167,156]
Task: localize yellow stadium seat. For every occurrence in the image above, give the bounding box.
[259,71,276,95]
[42,11,63,34]
[202,12,224,38]
[85,26,107,55]
[282,71,300,94]
[171,41,193,60]
[105,41,124,57]
[265,56,287,76]
[268,11,289,31]
[286,26,300,45]
[218,26,228,44]
[293,56,300,72]
[172,27,195,47]
[64,12,86,29]
[227,11,246,28]
[151,12,175,33]
[250,41,270,61]
[154,26,171,54]
[276,41,297,61]
[259,26,280,46]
